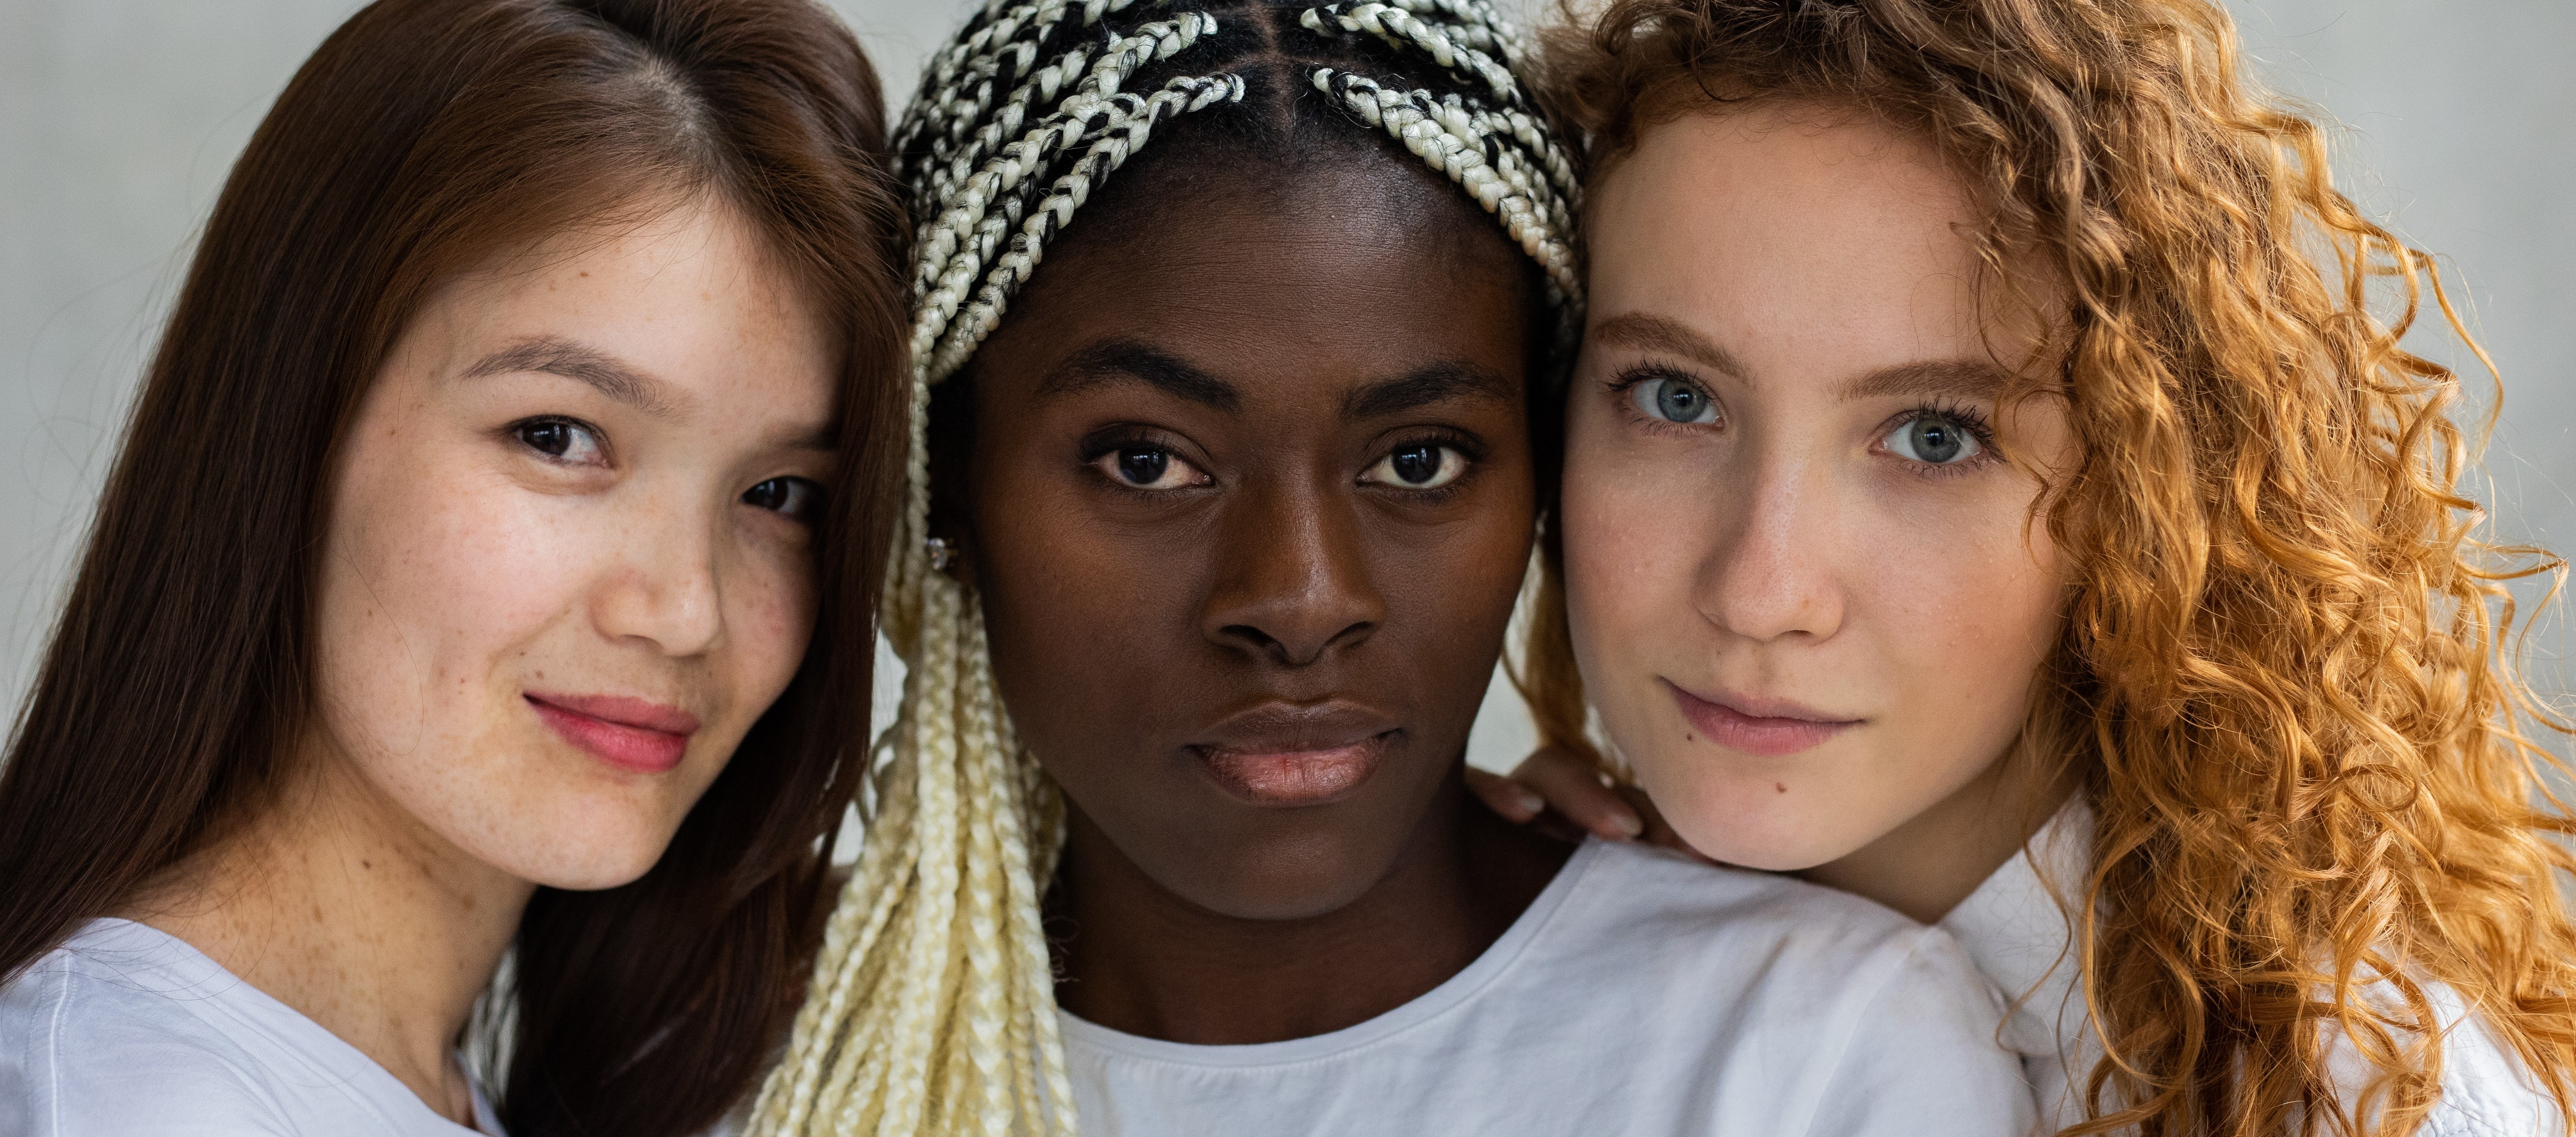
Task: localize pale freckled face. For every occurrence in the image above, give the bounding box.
[309,200,834,889]
[1562,108,2075,871]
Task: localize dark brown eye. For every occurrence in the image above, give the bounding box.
[512,417,604,465]
[1118,449,1169,486]
[1362,444,1467,491]
[743,477,822,522]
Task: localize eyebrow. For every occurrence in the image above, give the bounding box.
[1038,339,1241,413]
[1341,361,1516,420]
[462,336,680,416]
[1838,358,2016,404]
[1589,312,1749,380]
[1590,311,2017,405]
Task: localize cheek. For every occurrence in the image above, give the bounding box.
[1558,414,1707,703]
[719,536,819,718]
[1853,488,2062,689]
[312,437,588,757]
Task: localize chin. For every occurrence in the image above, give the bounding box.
[1154,831,1397,922]
[463,801,689,892]
[1642,760,1874,874]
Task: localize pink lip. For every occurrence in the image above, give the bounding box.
[1665,681,1859,758]
[1192,702,1397,807]
[525,693,700,774]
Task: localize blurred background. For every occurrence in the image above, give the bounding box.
[5,0,2572,770]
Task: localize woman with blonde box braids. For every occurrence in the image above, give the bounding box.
[1476,0,2576,1135]
[752,2,2035,1135]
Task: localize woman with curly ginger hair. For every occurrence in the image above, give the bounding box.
[1478,0,2576,1134]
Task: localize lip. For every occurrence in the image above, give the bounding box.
[1664,680,1859,758]
[1189,701,1400,808]
[525,692,701,774]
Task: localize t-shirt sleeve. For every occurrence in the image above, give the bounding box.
[0,967,298,1137]
[1803,927,2039,1137]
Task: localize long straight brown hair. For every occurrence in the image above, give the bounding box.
[0,1,907,1134]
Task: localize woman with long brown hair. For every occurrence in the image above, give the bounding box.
[0,1,905,1134]
[1478,0,2576,1134]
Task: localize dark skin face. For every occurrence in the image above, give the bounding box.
[944,159,1570,1044]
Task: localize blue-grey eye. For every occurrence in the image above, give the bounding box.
[1884,415,1982,465]
[1632,376,1718,425]
[743,477,823,522]
[1363,443,1467,490]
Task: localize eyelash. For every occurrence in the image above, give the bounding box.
[1608,364,2004,477]
[1879,399,2001,479]
[506,415,611,467]
[1080,426,1205,501]
[1607,363,1718,436]
[1369,427,1487,505]
[1077,427,1490,503]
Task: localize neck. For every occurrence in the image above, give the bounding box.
[125,740,530,1126]
[1050,766,1571,1045]
[1800,743,2086,924]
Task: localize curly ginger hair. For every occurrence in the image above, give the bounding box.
[1513,1,2576,1134]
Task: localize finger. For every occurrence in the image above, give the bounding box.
[1465,765,1545,823]
[1511,746,1644,842]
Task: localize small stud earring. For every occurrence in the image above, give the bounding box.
[926,536,952,572]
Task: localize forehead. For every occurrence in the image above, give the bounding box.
[1589,107,2058,368]
[973,159,1536,398]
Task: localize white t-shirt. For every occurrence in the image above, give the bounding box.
[1061,837,2037,1137]
[1940,800,2559,1137]
[0,918,502,1136]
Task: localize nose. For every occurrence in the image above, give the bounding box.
[1201,476,1386,667]
[1697,450,1845,644]
[590,494,726,658]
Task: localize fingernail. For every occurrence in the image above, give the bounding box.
[1613,810,1644,839]
[1513,788,1546,817]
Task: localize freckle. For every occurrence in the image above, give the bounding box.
[361,859,372,870]
[1774,782,1788,793]
[1685,732,1694,743]
[312,903,325,922]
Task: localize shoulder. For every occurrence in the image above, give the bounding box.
[1545,840,2010,1051]
[2341,979,2568,1137]
[0,929,299,1135]
[1533,842,2034,1136]
[1569,839,1994,982]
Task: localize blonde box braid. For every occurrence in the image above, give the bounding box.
[750,3,1582,1135]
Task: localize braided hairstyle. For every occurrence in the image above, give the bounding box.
[748,3,1579,1135]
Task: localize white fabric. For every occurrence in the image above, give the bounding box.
[0,918,502,1137]
[1061,837,2037,1137]
[1940,799,2559,1137]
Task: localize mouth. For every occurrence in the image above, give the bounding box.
[1190,701,1399,808]
[1663,681,1859,759]
[525,692,700,775]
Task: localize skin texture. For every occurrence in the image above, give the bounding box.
[1533,107,2080,923]
[949,157,1570,1045]
[131,199,835,1121]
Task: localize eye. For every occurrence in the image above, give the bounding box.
[1631,375,1718,425]
[513,417,607,466]
[742,477,823,522]
[1092,446,1208,491]
[1882,414,1986,466]
[1362,443,1469,490]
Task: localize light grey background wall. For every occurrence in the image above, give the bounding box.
[5,1,2572,770]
